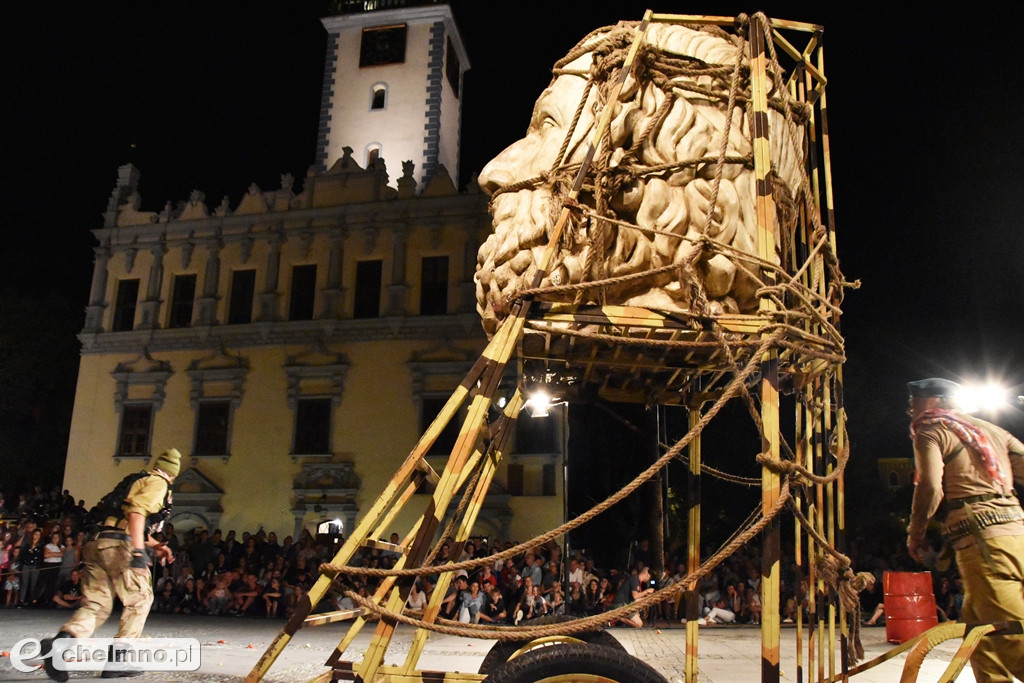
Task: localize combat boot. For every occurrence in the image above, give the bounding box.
[41,631,71,682]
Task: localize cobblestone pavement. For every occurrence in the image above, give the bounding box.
[0,611,975,681]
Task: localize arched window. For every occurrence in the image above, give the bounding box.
[888,471,900,489]
[366,144,381,168]
[370,83,387,110]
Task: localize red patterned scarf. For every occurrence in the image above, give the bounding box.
[911,409,1010,491]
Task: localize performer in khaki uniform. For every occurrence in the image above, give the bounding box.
[43,449,178,681]
[906,379,1024,683]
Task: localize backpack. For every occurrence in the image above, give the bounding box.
[82,471,158,530]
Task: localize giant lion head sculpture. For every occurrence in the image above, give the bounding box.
[475,21,807,336]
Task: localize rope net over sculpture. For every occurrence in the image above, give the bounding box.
[475,19,830,345]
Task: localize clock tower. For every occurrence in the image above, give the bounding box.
[317,2,469,190]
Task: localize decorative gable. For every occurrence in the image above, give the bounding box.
[111,350,173,410]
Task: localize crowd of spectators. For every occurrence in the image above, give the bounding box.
[0,484,966,629]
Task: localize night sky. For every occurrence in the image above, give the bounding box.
[3,1,1023,491]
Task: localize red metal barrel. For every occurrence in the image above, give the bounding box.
[883,571,938,643]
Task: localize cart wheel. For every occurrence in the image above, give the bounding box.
[483,642,668,683]
[478,616,623,674]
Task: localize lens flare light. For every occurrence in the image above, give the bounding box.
[954,382,1011,414]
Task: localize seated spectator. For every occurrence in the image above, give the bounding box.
[204,575,232,615]
[285,584,306,620]
[567,558,584,590]
[701,595,737,625]
[52,568,84,610]
[525,584,548,621]
[663,561,688,621]
[175,577,203,615]
[405,578,432,612]
[548,585,565,615]
[862,602,884,626]
[511,575,534,625]
[231,573,263,616]
[153,580,179,614]
[566,582,585,616]
[441,575,468,621]
[583,577,603,615]
[600,576,617,612]
[743,583,762,625]
[478,585,506,624]
[262,577,283,617]
[459,580,485,623]
[475,564,498,592]
[541,561,560,591]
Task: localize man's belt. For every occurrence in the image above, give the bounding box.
[945,492,1017,510]
[92,529,130,542]
[945,506,1024,543]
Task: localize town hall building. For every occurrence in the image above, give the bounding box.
[63,1,565,544]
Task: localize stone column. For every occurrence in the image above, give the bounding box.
[386,226,408,316]
[320,228,346,319]
[196,239,222,325]
[257,230,283,322]
[137,242,167,329]
[84,244,112,332]
[458,235,478,313]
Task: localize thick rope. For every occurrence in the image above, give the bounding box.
[342,482,791,641]
[319,329,785,582]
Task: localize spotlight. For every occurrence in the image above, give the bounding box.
[954,382,1011,414]
[525,389,553,418]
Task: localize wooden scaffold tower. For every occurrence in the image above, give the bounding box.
[243,10,984,683]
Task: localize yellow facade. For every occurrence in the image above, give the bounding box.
[65,3,564,551]
[65,159,564,544]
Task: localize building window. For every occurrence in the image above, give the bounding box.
[293,398,332,455]
[370,84,387,110]
[366,145,381,167]
[507,463,524,496]
[289,264,317,321]
[228,269,256,325]
[420,256,448,315]
[354,260,382,318]
[284,347,348,460]
[112,279,140,332]
[543,463,557,496]
[516,414,560,454]
[118,404,153,457]
[506,462,557,497]
[888,471,900,489]
[359,24,407,67]
[421,395,460,456]
[445,36,460,98]
[194,400,231,456]
[168,274,197,328]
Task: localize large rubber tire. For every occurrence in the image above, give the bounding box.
[483,642,669,683]
[478,615,624,675]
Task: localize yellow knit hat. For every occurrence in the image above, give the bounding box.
[153,448,181,477]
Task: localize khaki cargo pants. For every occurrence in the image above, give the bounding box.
[61,538,153,639]
[956,534,1024,683]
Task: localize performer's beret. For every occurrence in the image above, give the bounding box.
[907,378,961,399]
